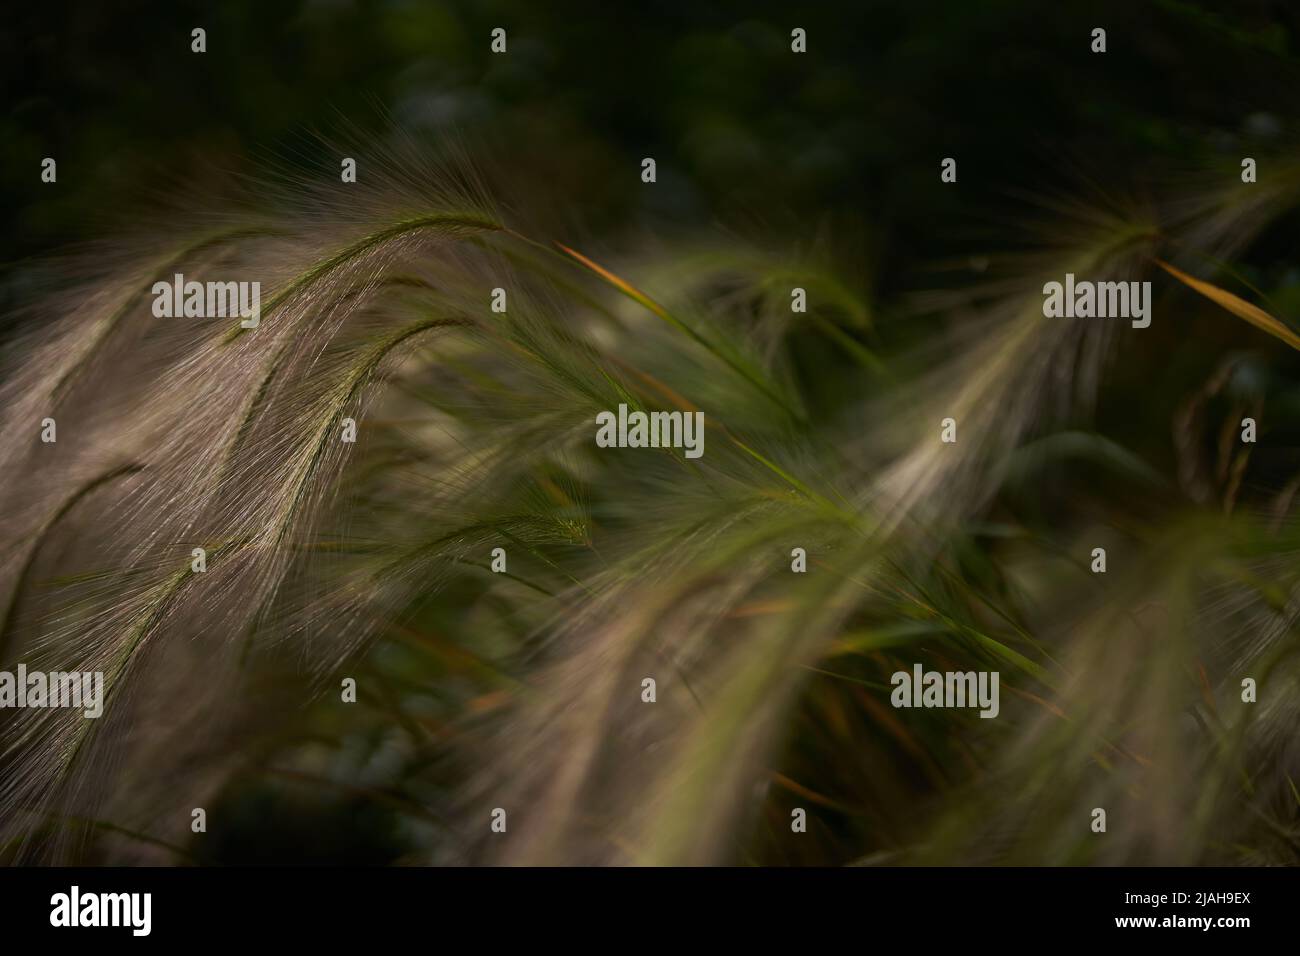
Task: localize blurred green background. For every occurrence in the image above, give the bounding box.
[5,0,1299,285]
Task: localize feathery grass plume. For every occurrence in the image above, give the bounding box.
[2,140,1299,865]
[0,139,502,861]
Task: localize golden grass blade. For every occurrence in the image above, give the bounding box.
[1156,258,1300,352]
[555,241,802,420]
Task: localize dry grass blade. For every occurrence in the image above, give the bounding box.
[554,241,801,420]
[1155,258,1300,352]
